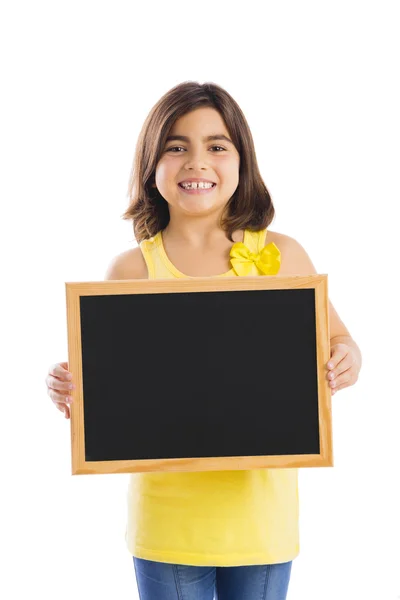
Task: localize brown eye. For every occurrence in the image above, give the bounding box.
[166,146,226,153]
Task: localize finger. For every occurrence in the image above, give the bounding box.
[329,370,352,390]
[46,375,75,394]
[49,362,72,381]
[327,343,348,370]
[326,354,354,381]
[336,353,355,376]
[48,388,73,406]
[331,382,348,395]
[55,402,71,419]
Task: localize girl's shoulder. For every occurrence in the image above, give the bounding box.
[266,230,318,277]
[104,247,149,280]
[103,229,318,281]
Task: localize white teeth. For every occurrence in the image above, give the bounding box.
[180,181,215,189]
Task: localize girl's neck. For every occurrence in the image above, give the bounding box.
[163,219,244,249]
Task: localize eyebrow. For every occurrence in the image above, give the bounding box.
[165,134,233,145]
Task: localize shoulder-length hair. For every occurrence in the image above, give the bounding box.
[121,81,275,243]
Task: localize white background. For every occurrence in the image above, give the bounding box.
[1,1,399,598]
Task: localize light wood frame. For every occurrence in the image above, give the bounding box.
[66,274,332,475]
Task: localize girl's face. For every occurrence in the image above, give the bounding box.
[154,107,240,219]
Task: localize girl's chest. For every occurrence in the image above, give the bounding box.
[164,244,235,277]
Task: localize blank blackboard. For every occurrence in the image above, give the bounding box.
[66,275,333,475]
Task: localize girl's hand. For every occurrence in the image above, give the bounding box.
[326,343,360,395]
[45,361,75,419]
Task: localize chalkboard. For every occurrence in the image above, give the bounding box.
[65,275,332,475]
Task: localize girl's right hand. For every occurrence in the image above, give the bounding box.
[45,361,75,419]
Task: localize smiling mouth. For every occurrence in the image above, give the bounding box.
[177,183,217,195]
[178,183,217,189]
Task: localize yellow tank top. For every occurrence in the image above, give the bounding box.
[125,228,300,566]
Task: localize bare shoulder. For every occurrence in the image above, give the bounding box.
[104,246,148,280]
[266,230,318,276]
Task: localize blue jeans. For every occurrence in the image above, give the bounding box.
[133,556,292,600]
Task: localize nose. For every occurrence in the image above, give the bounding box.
[183,148,209,170]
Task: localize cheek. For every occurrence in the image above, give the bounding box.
[220,161,239,187]
[218,155,239,175]
[155,160,178,189]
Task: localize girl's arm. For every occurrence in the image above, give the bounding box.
[269,232,362,394]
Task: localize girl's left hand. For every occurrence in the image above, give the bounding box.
[326,342,361,395]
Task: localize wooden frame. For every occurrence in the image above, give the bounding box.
[66,274,332,475]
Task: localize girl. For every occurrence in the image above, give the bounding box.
[45,81,362,600]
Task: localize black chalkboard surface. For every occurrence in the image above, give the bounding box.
[66,275,332,475]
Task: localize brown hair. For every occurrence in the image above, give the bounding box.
[121,81,275,243]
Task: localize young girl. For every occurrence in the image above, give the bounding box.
[45,81,362,600]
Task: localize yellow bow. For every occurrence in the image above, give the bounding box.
[230,242,281,276]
